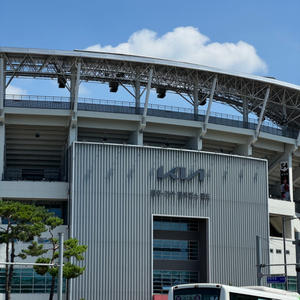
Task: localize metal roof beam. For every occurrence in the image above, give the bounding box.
[1,49,300,130]
[194,75,199,118]
[69,62,81,146]
[255,85,270,139]
[139,68,153,132]
[200,75,217,138]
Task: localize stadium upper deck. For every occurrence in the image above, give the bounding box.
[1,46,300,129]
[1,47,300,202]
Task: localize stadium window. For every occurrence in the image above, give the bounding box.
[0,268,66,293]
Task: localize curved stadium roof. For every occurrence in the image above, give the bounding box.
[1,47,300,130]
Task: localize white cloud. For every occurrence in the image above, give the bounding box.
[86,27,267,74]
[79,84,91,96]
[6,85,27,95]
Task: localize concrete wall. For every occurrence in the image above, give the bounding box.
[0,181,68,200]
[270,237,296,276]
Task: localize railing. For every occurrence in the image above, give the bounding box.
[4,95,299,139]
[3,168,66,182]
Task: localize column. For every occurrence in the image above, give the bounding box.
[0,58,5,180]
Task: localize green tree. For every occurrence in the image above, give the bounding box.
[23,216,87,300]
[0,200,51,300]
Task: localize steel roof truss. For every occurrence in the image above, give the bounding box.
[6,54,29,87]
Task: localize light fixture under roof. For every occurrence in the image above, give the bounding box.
[156,87,166,99]
[109,81,119,93]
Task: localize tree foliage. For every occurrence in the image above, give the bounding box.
[0,200,52,300]
[23,216,87,300]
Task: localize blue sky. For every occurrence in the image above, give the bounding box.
[1,0,299,116]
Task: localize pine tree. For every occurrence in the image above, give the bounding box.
[0,200,51,300]
[23,216,87,300]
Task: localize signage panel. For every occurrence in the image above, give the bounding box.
[280,161,290,200]
[267,276,286,284]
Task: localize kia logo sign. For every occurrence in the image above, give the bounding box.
[157,167,205,181]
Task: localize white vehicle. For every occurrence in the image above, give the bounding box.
[167,283,300,300]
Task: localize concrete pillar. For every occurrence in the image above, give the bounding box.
[0,58,5,180]
[186,129,203,150]
[233,136,253,156]
[288,152,294,202]
[186,137,203,150]
[128,130,143,146]
[68,125,77,147]
[0,57,5,115]
[0,123,4,180]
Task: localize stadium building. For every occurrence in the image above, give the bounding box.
[0,47,300,299]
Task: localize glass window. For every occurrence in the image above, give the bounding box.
[271,276,297,292]
[0,268,66,293]
[153,270,199,294]
[174,288,220,300]
[230,292,272,300]
[153,217,198,231]
[153,217,203,294]
[154,239,198,260]
[1,202,65,224]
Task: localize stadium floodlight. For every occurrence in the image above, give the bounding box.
[58,77,66,88]
[109,81,119,93]
[156,87,166,99]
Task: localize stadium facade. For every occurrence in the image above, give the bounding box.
[0,47,300,299]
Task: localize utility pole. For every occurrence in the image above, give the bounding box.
[58,232,64,300]
[256,235,262,286]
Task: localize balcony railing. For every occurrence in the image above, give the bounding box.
[4,95,299,139]
[3,168,67,182]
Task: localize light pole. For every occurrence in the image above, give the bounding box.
[58,232,64,300]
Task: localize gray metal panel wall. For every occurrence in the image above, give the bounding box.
[71,143,269,300]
